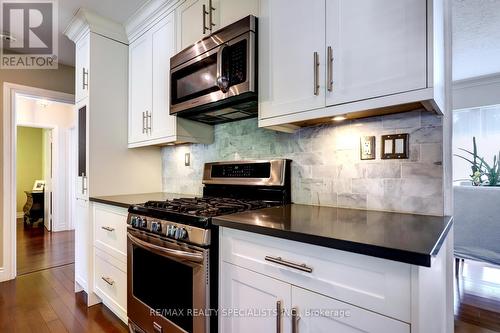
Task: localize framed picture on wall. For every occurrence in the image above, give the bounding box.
[32,180,45,192]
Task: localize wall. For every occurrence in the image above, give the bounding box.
[0,64,75,266]
[16,127,43,213]
[162,110,444,216]
[16,95,76,231]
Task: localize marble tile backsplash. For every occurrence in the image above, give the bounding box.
[161,109,444,215]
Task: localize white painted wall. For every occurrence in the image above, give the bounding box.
[16,95,76,231]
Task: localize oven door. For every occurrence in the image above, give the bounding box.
[170,31,255,115]
[127,228,210,333]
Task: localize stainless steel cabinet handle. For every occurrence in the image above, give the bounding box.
[209,0,216,31]
[276,300,282,333]
[313,52,319,96]
[202,4,209,34]
[265,256,313,273]
[83,175,88,194]
[292,307,299,333]
[147,111,152,133]
[82,68,88,90]
[142,111,145,134]
[101,276,115,286]
[101,226,115,232]
[327,46,333,92]
[81,173,85,194]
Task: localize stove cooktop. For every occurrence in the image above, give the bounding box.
[143,197,272,217]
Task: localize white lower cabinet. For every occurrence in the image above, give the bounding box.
[291,286,409,333]
[75,198,90,291]
[220,262,409,333]
[92,203,128,324]
[219,227,453,333]
[220,262,291,333]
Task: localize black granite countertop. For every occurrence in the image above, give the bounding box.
[89,192,194,209]
[213,204,453,267]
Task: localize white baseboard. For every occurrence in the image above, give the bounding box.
[16,212,24,219]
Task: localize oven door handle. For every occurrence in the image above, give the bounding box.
[127,233,204,263]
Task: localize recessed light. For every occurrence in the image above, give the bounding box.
[332,116,346,122]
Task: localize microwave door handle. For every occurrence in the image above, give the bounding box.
[216,43,230,93]
[127,233,204,264]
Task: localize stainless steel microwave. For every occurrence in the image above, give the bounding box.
[170,15,257,125]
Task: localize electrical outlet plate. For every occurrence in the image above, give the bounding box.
[381,134,409,159]
[360,136,376,160]
[184,153,190,166]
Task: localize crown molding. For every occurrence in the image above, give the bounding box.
[453,72,500,91]
[64,8,128,44]
[125,0,180,43]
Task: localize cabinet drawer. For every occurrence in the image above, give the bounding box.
[93,203,128,261]
[94,248,127,322]
[221,228,411,322]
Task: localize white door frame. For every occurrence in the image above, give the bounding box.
[2,82,74,282]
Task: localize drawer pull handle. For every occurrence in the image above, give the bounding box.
[101,276,115,286]
[265,256,313,273]
[101,226,115,232]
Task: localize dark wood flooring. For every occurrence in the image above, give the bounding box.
[455,260,500,332]
[17,218,75,275]
[0,263,128,332]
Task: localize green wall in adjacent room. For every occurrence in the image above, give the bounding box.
[16,127,44,213]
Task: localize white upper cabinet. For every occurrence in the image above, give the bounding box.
[128,11,214,147]
[218,0,259,27]
[151,14,177,141]
[325,0,427,106]
[259,0,326,119]
[259,0,446,130]
[129,31,153,145]
[75,34,90,103]
[176,0,219,50]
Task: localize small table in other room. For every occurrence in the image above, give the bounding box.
[23,191,44,226]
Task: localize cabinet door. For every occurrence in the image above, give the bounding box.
[151,13,177,141]
[75,34,90,103]
[75,198,89,291]
[176,0,213,50]
[128,31,152,144]
[218,0,258,27]
[76,101,89,200]
[259,0,326,119]
[220,262,291,333]
[291,286,409,333]
[325,0,427,106]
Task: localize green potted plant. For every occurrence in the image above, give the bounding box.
[455,137,500,186]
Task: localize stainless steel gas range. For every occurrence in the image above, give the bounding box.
[127,160,291,333]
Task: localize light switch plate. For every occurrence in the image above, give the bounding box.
[381,134,409,159]
[360,136,376,160]
[184,153,190,166]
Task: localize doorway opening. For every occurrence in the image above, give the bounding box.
[1,83,75,282]
[15,94,76,275]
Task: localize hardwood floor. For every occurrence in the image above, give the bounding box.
[455,260,500,332]
[17,218,75,275]
[0,263,128,332]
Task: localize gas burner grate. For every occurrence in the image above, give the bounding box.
[143,197,271,217]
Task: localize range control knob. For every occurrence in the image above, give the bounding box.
[167,225,177,238]
[151,221,162,233]
[140,217,148,229]
[130,216,138,227]
[175,227,187,240]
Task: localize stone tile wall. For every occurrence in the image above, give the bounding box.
[162,109,444,215]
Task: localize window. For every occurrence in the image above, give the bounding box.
[453,104,500,183]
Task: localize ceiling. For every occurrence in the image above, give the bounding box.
[452,0,500,81]
[56,0,148,66]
